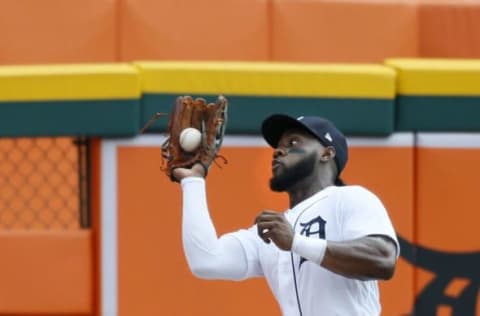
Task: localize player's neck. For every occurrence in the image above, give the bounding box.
[287,177,334,208]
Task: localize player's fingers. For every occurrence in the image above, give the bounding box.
[258,210,282,217]
[257,221,277,243]
[254,211,283,224]
[262,230,276,244]
[257,228,270,244]
[260,210,280,215]
[257,221,276,231]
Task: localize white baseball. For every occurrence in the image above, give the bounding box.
[179,128,202,152]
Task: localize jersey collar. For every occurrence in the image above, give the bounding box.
[287,185,335,215]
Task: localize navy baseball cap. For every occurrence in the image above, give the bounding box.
[261,114,348,185]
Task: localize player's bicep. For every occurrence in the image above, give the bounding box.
[364,234,399,260]
[340,187,400,255]
[367,234,399,258]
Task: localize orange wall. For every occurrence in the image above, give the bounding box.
[415,145,480,315]
[120,0,270,61]
[1,0,480,64]
[416,147,480,252]
[0,137,95,314]
[271,0,418,63]
[0,230,93,314]
[116,143,415,315]
[0,0,117,65]
[418,0,480,58]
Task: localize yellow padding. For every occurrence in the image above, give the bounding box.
[385,59,480,96]
[0,64,141,101]
[135,61,395,99]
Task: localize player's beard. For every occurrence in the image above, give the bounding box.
[270,151,317,192]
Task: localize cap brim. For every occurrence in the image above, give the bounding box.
[262,114,314,148]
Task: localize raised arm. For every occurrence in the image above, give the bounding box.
[175,165,249,281]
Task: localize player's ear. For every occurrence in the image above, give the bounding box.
[319,146,336,162]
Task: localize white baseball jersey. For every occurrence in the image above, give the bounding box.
[180,178,399,316]
[226,185,399,316]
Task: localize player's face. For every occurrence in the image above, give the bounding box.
[270,129,321,192]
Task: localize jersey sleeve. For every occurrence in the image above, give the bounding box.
[224,225,264,278]
[339,186,400,256]
[181,177,263,280]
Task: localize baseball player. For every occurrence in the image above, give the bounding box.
[173,114,399,316]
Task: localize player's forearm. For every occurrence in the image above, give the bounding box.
[292,234,396,280]
[181,177,248,280]
[321,236,396,280]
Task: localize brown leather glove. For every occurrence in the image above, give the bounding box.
[161,95,228,181]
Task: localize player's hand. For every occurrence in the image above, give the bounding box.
[255,210,294,251]
[172,163,206,181]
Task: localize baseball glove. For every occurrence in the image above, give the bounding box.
[160,95,228,181]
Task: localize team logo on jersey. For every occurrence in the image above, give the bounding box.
[398,235,479,315]
[298,216,326,267]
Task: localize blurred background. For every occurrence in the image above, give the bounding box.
[0,0,479,315]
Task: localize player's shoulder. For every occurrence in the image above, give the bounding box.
[332,184,374,195]
[332,184,381,202]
